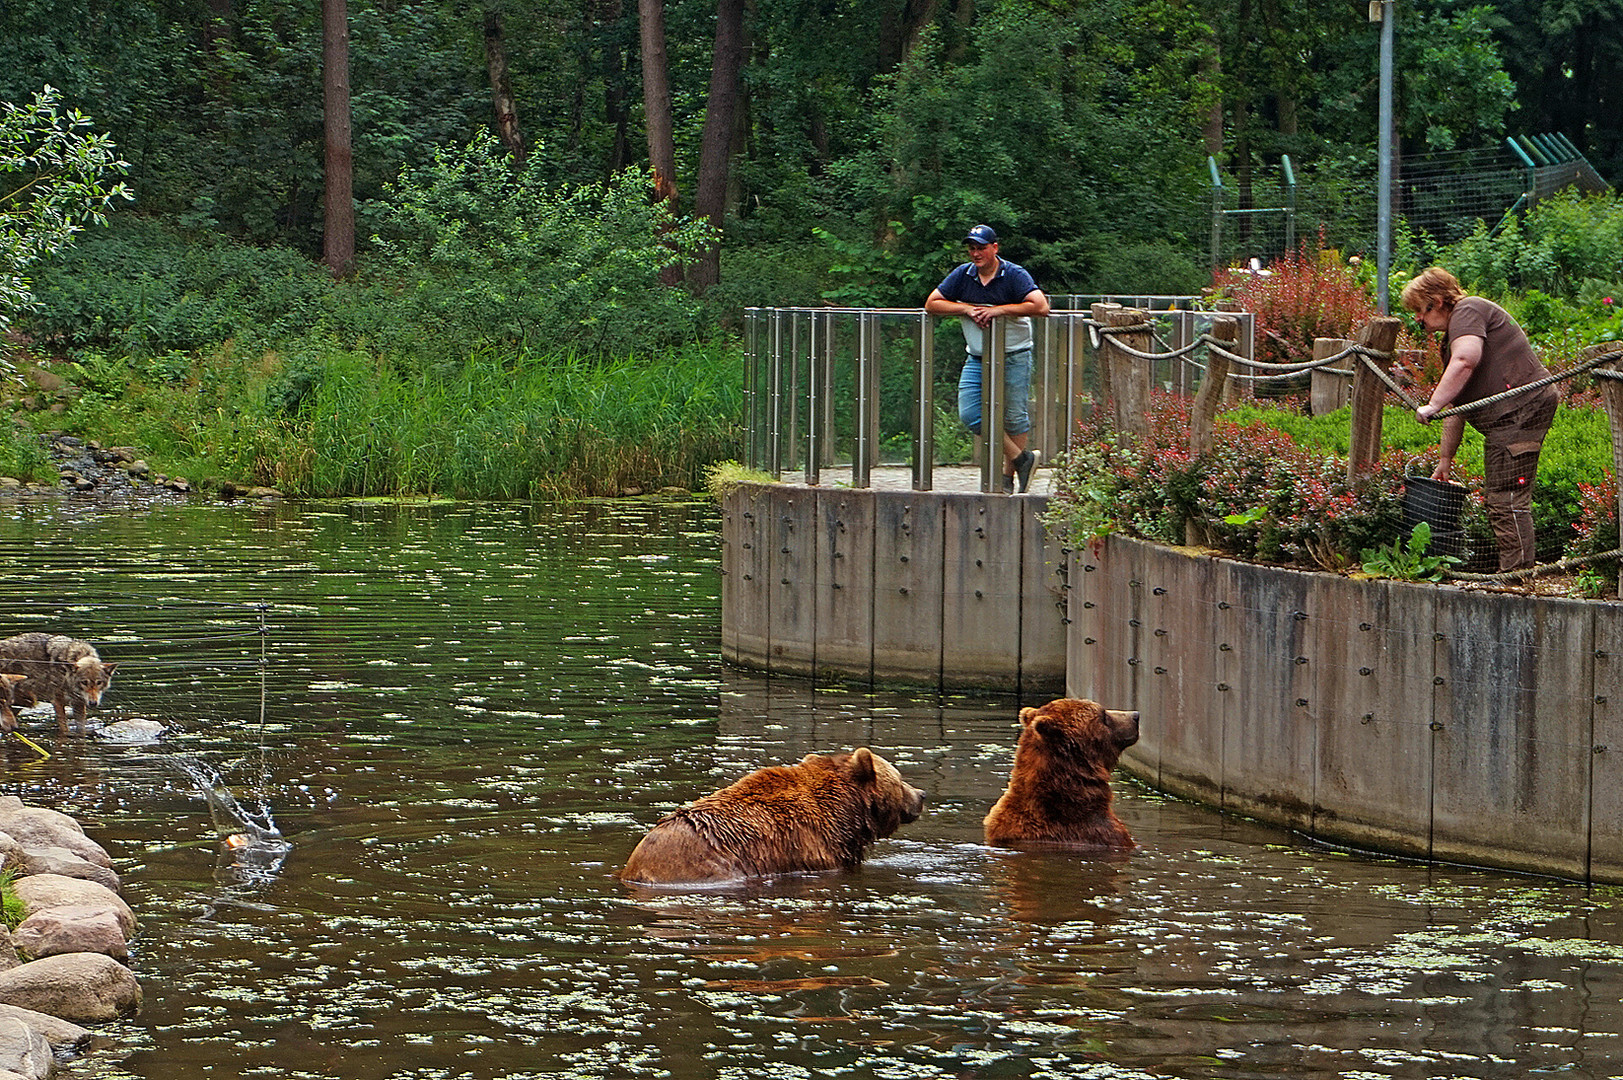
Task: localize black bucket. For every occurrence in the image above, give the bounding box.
[1402,475,1469,556]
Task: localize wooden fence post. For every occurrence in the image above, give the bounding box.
[1347,316,1403,477]
[1190,317,1237,458]
[1090,302,1121,438]
[1215,299,1243,405]
[1310,337,1352,415]
[1104,306,1152,442]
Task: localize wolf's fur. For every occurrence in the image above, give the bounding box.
[0,673,27,733]
[0,633,118,735]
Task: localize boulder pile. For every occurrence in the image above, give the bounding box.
[0,797,139,1077]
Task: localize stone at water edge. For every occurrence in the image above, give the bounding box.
[16,847,120,892]
[14,905,130,962]
[0,1014,52,1080]
[11,876,136,939]
[0,952,141,1023]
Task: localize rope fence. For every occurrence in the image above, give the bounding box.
[1086,310,1623,586]
[740,303,1623,587]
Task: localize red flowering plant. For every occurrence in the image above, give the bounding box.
[1048,391,1411,570]
[1210,239,1382,368]
[1566,474,1620,560]
[1210,237,1438,390]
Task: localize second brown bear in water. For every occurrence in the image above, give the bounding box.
[983,697,1140,850]
[620,748,927,886]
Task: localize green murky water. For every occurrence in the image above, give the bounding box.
[2,497,1622,1079]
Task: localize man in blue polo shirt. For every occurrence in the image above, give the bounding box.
[925,224,1051,493]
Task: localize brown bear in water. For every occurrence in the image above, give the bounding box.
[619,748,927,886]
[983,697,1140,850]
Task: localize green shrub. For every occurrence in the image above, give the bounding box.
[1445,190,1623,299]
[0,424,51,483]
[25,216,330,355]
[1088,240,1207,296]
[360,132,714,367]
[0,868,23,930]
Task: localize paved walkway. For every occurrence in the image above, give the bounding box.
[766,463,1056,496]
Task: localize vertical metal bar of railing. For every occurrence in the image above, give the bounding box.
[743,309,760,469]
[981,320,1005,493]
[914,310,934,491]
[819,311,836,477]
[806,309,823,486]
[767,308,785,478]
[1171,310,1191,399]
[1065,311,1085,448]
[790,310,806,475]
[853,311,876,488]
[1034,318,1053,465]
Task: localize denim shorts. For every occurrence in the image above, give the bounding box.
[957,348,1033,436]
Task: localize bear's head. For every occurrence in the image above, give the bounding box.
[828,747,926,835]
[1016,698,1139,771]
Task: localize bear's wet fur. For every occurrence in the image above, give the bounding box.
[983,697,1140,850]
[619,747,927,886]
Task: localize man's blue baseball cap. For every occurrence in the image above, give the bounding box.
[965,224,998,245]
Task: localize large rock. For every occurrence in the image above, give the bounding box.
[0,835,25,876]
[0,953,140,1023]
[13,907,127,963]
[0,1014,52,1080]
[11,876,135,938]
[16,849,119,893]
[0,805,110,871]
[0,1005,89,1051]
[0,801,81,839]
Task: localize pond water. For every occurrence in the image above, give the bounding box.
[3,496,1623,1080]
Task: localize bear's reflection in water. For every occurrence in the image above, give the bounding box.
[985,846,1127,925]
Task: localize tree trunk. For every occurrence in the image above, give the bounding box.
[322,0,355,278]
[877,0,940,73]
[1200,39,1223,157]
[484,9,527,165]
[689,0,746,293]
[600,0,633,173]
[637,0,682,285]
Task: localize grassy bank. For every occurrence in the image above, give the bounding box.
[6,203,744,498]
[7,337,742,498]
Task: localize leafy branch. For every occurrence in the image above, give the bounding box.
[1,85,133,359]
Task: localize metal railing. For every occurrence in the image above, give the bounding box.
[742,302,1256,493]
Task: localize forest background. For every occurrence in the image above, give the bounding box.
[1,0,1620,503]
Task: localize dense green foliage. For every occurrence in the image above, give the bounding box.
[2,0,1619,501]
[4,0,1614,294]
[46,335,741,498]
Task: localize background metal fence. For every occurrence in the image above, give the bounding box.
[742,301,1256,493]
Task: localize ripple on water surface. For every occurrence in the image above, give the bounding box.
[1,499,1623,1079]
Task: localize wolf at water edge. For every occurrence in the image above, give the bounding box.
[0,633,118,735]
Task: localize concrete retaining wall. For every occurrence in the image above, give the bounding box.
[720,484,1623,882]
[1072,535,1623,883]
[721,483,1067,694]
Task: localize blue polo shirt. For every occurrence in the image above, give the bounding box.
[936,258,1040,356]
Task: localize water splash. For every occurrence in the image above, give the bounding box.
[170,756,291,887]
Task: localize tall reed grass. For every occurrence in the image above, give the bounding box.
[301,342,743,498]
[50,338,744,499]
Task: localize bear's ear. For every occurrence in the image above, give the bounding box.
[849,747,877,784]
[1019,706,1039,727]
[1031,715,1065,743]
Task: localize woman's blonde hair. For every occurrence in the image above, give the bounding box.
[1399,266,1465,315]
